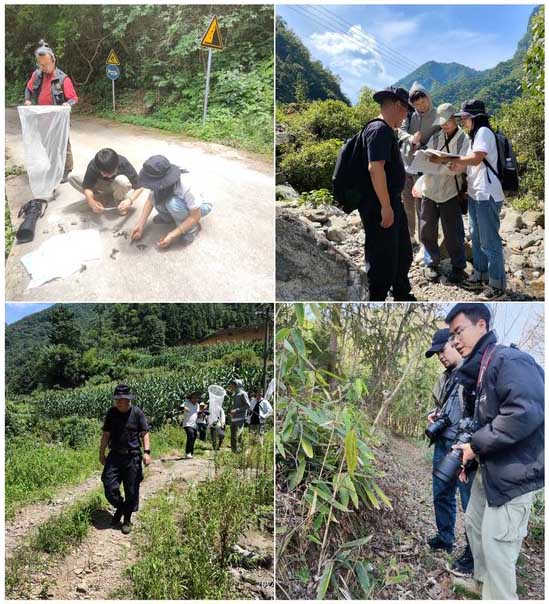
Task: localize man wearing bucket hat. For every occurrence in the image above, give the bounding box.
[358,86,416,301]
[448,100,506,301]
[415,103,469,284]
[99,384,151,534]
[24,40,78,183]
[227,378,251,453]
[130,155,212,249]
[425,328,474,575]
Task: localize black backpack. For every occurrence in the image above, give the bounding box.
[483,130,519,196]
[332,118,386,214]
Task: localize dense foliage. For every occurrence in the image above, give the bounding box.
[6,303,270,395]
[276,18,349,105]
[5,5,273,153]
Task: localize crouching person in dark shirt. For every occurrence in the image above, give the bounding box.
[99,384,151,535]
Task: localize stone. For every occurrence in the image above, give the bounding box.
[501,210,523,232]
[326,227,346,243]
[276,207,368,300]
[275,171,287,185]
[302,208,330,224]
[76,585,87,594]
[275,184,300,201]
[521,211,544,228]
[508,255,526,271]
[514,270,525,280]
[532,271,541,279]
[276,130,291,146]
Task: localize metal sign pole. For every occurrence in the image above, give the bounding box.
[112,79,116,113]
[202,48,212,125]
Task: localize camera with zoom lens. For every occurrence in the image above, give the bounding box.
[424,413,451,444]
[433,417,480,483]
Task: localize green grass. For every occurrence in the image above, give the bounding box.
[34,491,105,554]
[5,199,14,259]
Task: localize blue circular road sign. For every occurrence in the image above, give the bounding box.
[106,64,120,80]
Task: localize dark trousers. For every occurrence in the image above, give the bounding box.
[101,452,143,516]
[65,137,73,173]
[210,426,225,451]
[432,437,474,546]
[359,199,413,301]
[185,426,197,455]
[419,196,466,269]
[197,422,208,441]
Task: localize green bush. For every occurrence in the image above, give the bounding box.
[54,416,98,449]
[280,139,342,192]
[293,100,361,142]
[298,188,335,207]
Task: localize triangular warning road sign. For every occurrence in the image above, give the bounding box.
[106,49,120,65]
[201,16,224,50]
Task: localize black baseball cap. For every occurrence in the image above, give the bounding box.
[373,86,415,111]
[425,328,451,358]
[454,99,490,118]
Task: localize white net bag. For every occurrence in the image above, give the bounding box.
[17,105,71,199]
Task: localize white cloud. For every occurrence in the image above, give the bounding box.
[309,24,378,59]
[378,19,420,40]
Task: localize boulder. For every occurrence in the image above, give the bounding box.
[276,184,300,201]
[276,207,368,300]
[501,210,523,232]
[302,208,330,224]
[326,226,346,243]
[521,211,544,228]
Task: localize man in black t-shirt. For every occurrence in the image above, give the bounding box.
[359,87,416,301]
[69,148,143,215]
[99,384,151,534]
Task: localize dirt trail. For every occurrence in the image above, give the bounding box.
[5,108,274,302]
[375,433,544,600]
[10,457,212,600]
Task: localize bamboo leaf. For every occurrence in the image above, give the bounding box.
[294,303,305,326]
[288,459,306,490]
[301,437,314,459]
[292,328,306,357]
[355,561,371,595]
[372,482,393,510]
[275,327,291,342]
[316,561,334,599]
[344,429,358,475]
[340,535,372,549]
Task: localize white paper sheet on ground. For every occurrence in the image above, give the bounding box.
[21,229,102,289]
[409,150,455,175]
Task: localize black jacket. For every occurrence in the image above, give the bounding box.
[456,331,544,507]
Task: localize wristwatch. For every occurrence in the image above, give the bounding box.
[144,449,151,454]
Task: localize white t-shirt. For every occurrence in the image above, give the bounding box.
[466,127,504,202]
[152,173,203,210]
[181,400,198,428]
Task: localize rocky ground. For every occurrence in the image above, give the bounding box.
[276,184,544,301]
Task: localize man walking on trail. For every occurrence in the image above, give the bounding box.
[208,402,226,451]
[445,303,544,600]
[69,148,144,215]
[24,40,78,183]
[425,328,474,574]
[99,384,152,535]
[249,388,273,444]
[228,379,251,453]
[358,86,416,301]
[398,82,440,248]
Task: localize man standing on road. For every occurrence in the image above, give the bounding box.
[249,388,273,445]
[69,148,143,215]
[24,40,78,183]
[425,328,474,574]
[227,379,251,453]
[445,303,544,599]
[358,86,416,301]
[99,384,152,535]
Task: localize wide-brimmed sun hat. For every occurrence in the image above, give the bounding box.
[454,99,490,119]
[113,384,135,400]
[138,155,181,191]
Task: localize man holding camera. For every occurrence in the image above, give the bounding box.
[445,303,544,599]
[425,328,473,574]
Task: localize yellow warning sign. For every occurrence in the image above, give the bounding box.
[201,16,224,50]
[106,49,120,65]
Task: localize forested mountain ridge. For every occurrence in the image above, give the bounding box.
[276,17,350,105]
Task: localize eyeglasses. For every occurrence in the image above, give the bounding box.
[448,324,474,343]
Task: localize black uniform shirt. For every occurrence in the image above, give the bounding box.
[102,405,149,451]
[82,155,139,189]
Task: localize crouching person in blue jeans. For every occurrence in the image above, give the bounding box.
[425,328,474,574]
[131,155,212,249]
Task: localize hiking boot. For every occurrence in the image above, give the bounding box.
[153,212,176,224]
[424,265,440,281]
[452,576,482,598]
[186,453,193,459]
[478,286,505,301]
[450,544,474,575]
[461,276,487,291]
[427,534,453,553]
[61,171,71,184]
[121,520,133,535]
[447,268,468,284]
[111,509,123,527]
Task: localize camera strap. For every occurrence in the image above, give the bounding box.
[473,344,498,421]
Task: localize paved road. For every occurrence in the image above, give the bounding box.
[5,108,274,301]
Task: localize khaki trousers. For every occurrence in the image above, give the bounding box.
[402,173,421,244]
[69,173,133,205]
[465,471,536,600]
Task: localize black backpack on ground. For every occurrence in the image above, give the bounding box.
[332,118,386,214]
[483,130,519,196]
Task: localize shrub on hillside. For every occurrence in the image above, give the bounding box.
[280,139,342,192]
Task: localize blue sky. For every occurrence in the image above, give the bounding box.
[5,303,54,325]
[277,4,536,104]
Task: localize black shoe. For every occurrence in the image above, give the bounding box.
[425,265,440,281]
[121,520,132,535]
[447,268,468,284]
[427,534,453,553]
[451,545,474,575]
[111,509,123,526]
[153,213,176,224]
[61,171,71,184]
[394,293,417,302]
